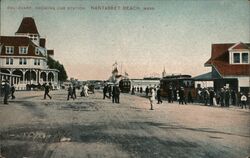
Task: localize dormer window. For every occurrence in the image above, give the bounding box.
[232,52,249,64]
[233,53,240,63]
[6,46,14,54]
[242,53,249,63]
[35,48,40,55]
[19,46,28,54]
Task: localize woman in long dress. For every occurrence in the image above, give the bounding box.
[149,88,156,110]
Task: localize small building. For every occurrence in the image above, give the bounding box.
[0,17,59,90]
[202,42,250,94]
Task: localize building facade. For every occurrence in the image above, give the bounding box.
[0,17,59,90]
[205,42,250,93]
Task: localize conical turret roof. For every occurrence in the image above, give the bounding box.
[16,17,39,34]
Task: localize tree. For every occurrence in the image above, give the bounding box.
[47,56,68,81]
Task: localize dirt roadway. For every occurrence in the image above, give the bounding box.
[0,90,249,158]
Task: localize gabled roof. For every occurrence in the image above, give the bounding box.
[205,43,234,65]
[16,17,39,34]
[205,42,250,76]
[229,42,249,50]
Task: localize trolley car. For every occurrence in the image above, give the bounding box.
[119,79,131,93]
[160,74,195,99]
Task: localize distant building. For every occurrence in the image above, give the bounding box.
[131,78,160,91]
[0,17,59,90]
[198,42,250,93]
[162,67,166,78]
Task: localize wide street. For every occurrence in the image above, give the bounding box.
[0,90,249,158]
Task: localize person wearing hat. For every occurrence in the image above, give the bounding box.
[156,86,162,104]
[44,83,52,99]
[179,87,186,105]
[11,84,16,99]
[3,80,11,104]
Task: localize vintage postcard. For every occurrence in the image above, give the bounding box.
[0,0,249,157]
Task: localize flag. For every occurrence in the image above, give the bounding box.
[113,61,118,67]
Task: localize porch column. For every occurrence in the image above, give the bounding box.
[46,72,49,83]
[37,70,40,84]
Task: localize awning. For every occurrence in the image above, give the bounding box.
[192,72,214,81]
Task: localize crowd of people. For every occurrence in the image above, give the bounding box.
[130,85,249,110]
[196,87,248,109]
[1,80,248,110]
[102,83,121,104]
[67,84,90,100]
[1,80,16,104]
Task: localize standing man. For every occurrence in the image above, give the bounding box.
[179,87,185,105]
[67,85,73,100]
[112,85,117,103]
[44,83,52,99]
[72,85,77,99]
[209,88,215,106]
[225,88,230,107]
[204,88,209,106]
[131,86,135,95]
[145,86,149,97]
[116,85,121,103]
[108,85,112,98]
[156,87,162,104]
[168,86,174,103]
[231,89,237,106]
[140,87,143,93]
[220,88,225,107]
[11,84,16,99]
[3,80,10,104]
[187,89,193,104]
[103,84,109,99]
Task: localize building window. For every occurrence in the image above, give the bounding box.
[242,53,249,63]
[10,58,13,65]
[233,53,240,63]
[34,59,40,65]
[19,58,27,65]
[6,46,14,54]
[19,47,28,54]
[24,58,27,65]
[6,58,13,65]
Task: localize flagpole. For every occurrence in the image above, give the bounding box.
[121,62,122,75]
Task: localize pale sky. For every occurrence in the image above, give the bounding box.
[1,0,249,80]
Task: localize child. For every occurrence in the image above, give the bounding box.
[240,93,247,109]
